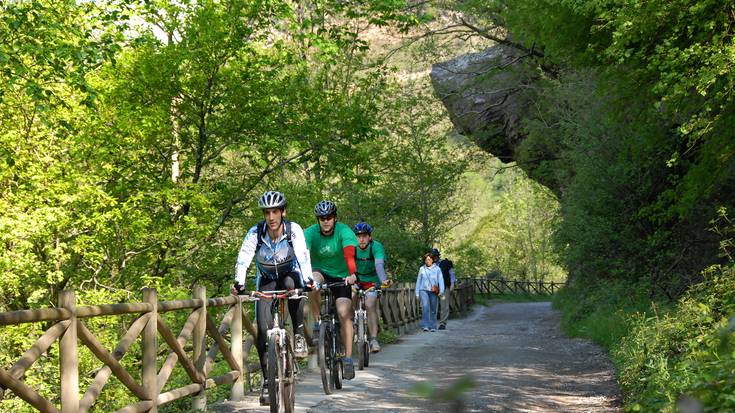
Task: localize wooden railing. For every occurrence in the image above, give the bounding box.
[466,278,563,295]
[0,281,478,412]
[0,286,256,413]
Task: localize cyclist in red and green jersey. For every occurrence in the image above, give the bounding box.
[353,221,390,353]
[304,200,359,380]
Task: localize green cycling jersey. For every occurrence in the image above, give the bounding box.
[304,221,357,279]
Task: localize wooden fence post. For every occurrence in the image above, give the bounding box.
[230,296,244,401]
[192,285,207,411]
[142,288,158,412]
[59,290,79,413]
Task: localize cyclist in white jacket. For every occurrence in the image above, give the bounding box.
[231,191,313,405]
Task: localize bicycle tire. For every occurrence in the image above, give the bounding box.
[364,336,370,368]
[357,312,366,370]
[333,358,342,390]
[283,335,295,413]
[333,325,343,390]
[267,336,280,413]
[318,323,334,395]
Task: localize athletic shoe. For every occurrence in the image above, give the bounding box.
[438,324,446,330]
[430,328,436,332]
[342,357,355,380]
[259,379,269,406]
[294,334,308,359]
[370,339,381,353]
[422,328,429,332]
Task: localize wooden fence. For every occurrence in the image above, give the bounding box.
[0,286,256,413]
[0,282,477,412]
[467,278,563,295]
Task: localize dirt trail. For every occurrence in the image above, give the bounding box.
[212,302,620,412]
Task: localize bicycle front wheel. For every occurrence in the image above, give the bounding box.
[356,313,366,370]
[333,327,343,390]
[283,335,296,413]
[267,336,280,413]
[318,323,334,395]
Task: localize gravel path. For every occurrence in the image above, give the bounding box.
[211,301,620,412]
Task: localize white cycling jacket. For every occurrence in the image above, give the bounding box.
[235,221,313,286]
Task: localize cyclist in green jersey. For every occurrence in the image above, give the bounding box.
[352,221,390,353]
[304,200,359,380]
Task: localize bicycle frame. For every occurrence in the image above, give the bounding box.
[353,286,378,370]
[250,289,305,413]
[317,281,349,394]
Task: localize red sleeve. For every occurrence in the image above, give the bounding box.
[343,245,357,275]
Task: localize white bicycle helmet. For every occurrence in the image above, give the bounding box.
[258,191,287,209]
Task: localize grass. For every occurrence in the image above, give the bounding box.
[378,320,400,344]
[552,280,650,349]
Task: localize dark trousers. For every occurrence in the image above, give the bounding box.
[256,273,304,375]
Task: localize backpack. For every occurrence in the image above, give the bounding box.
[356,241,375,276]
[254,219,298,280]
[356,241,375,261]
[255,219,293,252]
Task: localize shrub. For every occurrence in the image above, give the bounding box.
[614,265,735,412]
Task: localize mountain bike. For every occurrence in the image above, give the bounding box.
[316,281,348,395]
[250,289,306,413]
[352,285,378,370]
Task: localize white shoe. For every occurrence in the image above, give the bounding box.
[370,339,381,353]
[294,334,308,359]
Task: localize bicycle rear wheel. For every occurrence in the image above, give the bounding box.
[318,323,334,395]
[267,336,280,413]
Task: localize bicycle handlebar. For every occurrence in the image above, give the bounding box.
[352,285,378,294]
[318,281,354,290]
[250,289,307,300]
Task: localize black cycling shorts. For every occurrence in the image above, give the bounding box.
[314,270,352,300]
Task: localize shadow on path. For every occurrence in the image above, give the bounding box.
[211,302,620,412]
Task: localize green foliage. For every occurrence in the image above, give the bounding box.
[0,0,468,410]
[553,277,650,349]
[0,0,126,105]
[553,263,735,413]
[335,84,470,278]
[614,265,735,412]
[419,0,735,411]
[449,158,566,281]
[494,0,735,290]
[377,320,399,345]
[411,375,476,413]
[437,0,735,294]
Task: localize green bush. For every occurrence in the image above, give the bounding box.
[553,278,649,349]
[556,267,735,412]
[614,265,735,412]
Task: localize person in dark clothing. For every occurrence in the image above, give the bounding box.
[431,248,455,330]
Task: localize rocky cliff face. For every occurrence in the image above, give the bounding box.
[430,45,533,164]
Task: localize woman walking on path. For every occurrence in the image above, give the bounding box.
[415,253,444,331]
